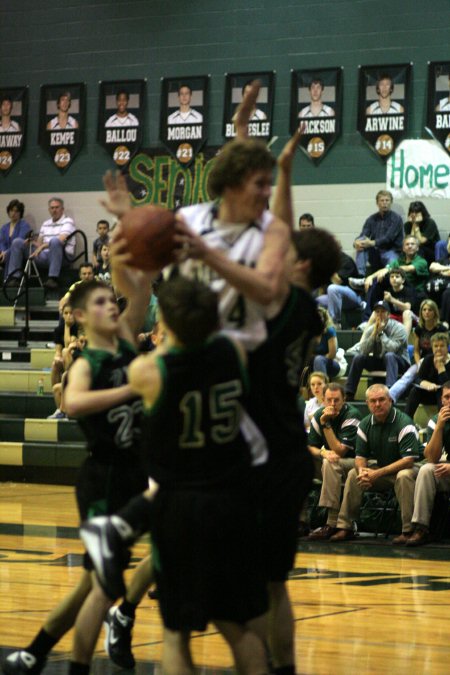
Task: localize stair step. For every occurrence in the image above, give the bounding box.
[0,392,55,417]
[0,440,87,469]
[0,370,52,393]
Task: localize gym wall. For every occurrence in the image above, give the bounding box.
[1,0,449,253]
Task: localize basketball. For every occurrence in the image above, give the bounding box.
[121,206,177,271]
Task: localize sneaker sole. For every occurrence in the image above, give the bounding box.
[103,612,135,669]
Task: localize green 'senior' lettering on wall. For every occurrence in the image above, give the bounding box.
[128,151,216,207]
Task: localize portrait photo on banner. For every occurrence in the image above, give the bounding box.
[160,75,209,167]
[39,83,85,172]
[290,67,342,164]
[0,85,28,176]
[426,61,450,155]
[98,79,145,167]
[357,63,411,160]
[222,71,275,140]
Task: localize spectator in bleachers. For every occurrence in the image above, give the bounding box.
[317,251,365,328]
[304,370,329,432]
[91,219,110,269]
[429,236,450,325]
[0,200,32,280]
[403,201,440,266]
[373,268,416,337]
[344,301,410,401]
[404,332,450,419]
[307,383,361,540]
[299,213,315,229]
[48,301,79,419]
[349,235,429,302]
[96,244,111,285]
[390,299,446,403]
[52,333,87,420]
[352,235,428,318]
[328,384,420,543]
[59,263,95,313]
[6,197,76,289]
[406,383,450,546]
[353,190,403,275]
[311,307,340,378]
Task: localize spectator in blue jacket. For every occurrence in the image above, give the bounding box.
[353,190,403,275]
[0,199,32,280]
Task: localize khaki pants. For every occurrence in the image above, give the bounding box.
[412,462,450,528]
[299,454,322,522]
[319,457,355,527]
[336,463,419,533]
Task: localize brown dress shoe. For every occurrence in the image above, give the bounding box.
[391,532,413,545]
[329,529,355,542]
[406,527,430,547]
[308,524,338,540]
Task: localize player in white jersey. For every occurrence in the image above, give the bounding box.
[81,104,339,675]
[46,91,79,130]
[167,84,203,124]
[105,90,139,127]
[174,196,276,350]
[0,96,20,132]
[366,74,404,115]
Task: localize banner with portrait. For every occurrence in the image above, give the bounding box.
[98,80,145,167]
[39,83,85,172]
[222,71,275,140]
[125,145,220,210]
[160,76,209,167]
[426,61,450,155]
[0,86,28,176]
[358,64,411,161]
[290,67,342,163]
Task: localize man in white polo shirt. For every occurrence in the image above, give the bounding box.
[6,197,75,289]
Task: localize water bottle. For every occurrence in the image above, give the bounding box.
[36,378,44,396]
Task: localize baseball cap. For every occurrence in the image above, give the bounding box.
[374,301,390,312]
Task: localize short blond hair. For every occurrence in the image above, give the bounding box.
[366,383,390,400]
[376,190,393,202]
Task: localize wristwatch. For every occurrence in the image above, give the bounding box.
[323,422,332,429]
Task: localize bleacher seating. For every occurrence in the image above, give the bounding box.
[0,294,440,539]
[0,288,87,485]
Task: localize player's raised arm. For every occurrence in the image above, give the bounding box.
[271,124,304,229]
[174,214,290,306]
[101,170,132,219]
[64,357,134,418]
[234,79,262,140]
[109,226,155,344]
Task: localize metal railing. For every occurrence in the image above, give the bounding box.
[1,230,89,346]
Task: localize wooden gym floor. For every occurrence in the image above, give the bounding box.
[1,483,450,674]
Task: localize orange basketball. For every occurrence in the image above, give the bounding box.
[121,206,177,271]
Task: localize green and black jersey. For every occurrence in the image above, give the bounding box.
[142,335,260,489]
[77,338,142,464]
[248,286,323,456]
